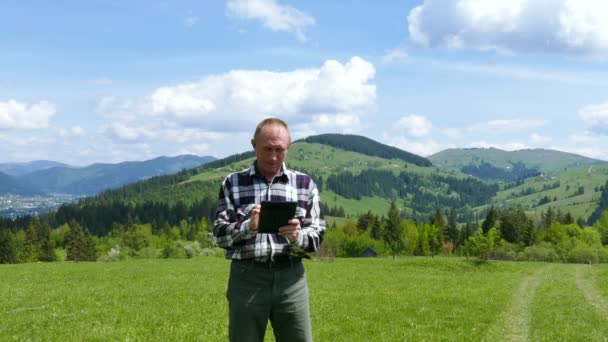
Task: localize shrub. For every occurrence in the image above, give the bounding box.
[523,243,559,262]
[568,245,599,264]
[183,241,202,259]
[492,243,520,261]
[100,245,126,262]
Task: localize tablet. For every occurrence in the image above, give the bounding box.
[258,201,298,233]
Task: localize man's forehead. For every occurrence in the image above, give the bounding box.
[259,125,289,140]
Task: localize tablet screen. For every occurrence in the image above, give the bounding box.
[258,201,297,233]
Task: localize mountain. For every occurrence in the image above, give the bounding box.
[300,134,432,167]
[18,155,216,195]
[0,171,45,196]
[0,160,71,177]
[429,148,604,181]
[40,135,608,236]
[56,138,500,235]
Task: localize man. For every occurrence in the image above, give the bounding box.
[213,117,325,342]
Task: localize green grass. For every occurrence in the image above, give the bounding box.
[2,258,608,341]
[530,264,608,341]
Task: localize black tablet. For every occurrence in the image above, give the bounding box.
[258,201,298,233]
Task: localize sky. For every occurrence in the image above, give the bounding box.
[1,0,608,166]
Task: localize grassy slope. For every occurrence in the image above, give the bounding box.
[185,142,606,221]
[187,142,441,218]
[430,147,603,175]
[475,163,608,220]
[2,258,608,341]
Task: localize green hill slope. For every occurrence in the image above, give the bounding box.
[472,163,608,222]
[60,140,498,235]
[52,136,608,236]
[300,133,432,167]
[429,148,603,181]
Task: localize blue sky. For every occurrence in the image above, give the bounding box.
[1,0,608,165]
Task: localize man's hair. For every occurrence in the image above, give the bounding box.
[253,117,291,143]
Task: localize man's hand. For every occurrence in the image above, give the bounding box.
[249,204,261,232]
[278,218,301,243]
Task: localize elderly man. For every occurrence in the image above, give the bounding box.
[213,117,326,342]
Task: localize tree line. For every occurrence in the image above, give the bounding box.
[323,204,608,264]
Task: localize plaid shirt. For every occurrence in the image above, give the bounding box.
[213,161,326,261]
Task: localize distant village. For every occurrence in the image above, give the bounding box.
[0,194,80,219]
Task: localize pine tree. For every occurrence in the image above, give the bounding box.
[383,201,405,260]
[446,208,459,245]
[482,206,499,234]
[38,222,57,262]
[0,230,18,264]
[66,220,97,262]
[21,223,40,262]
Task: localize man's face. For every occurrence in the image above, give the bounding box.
[252,124,290,179]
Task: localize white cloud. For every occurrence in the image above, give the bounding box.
[382,47,409,63]
[57,126,85,137]
[227,0,315,42]
[579,101,608,134]
[408,0,608,57]
[467,141,529,151]
[386,136,444,157]
[468,119,546,133]
[395,114,432,138]
[530,133,552,143]
[570,132,599,143]
[97,56,376,144]
[0,99,56,129]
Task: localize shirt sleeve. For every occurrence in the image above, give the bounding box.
[212,176,256,249]
[294,178,326,252]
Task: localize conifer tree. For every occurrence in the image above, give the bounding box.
[38,222,57,262]
[0,230,18,264]
[482,206,499,233]
[446,208,459,245]
[383,201,405,260]
[66,220,97,262]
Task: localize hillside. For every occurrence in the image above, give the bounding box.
[471,163,608,222]
[429,148,603,181]
[0,160,71,177]
[0,171,44,196]
[19,155,216,195]
[300,133,432,167]
[40,135,608,236]
[57,138,498,235]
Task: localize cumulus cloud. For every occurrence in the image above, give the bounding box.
[395,114,433,138]
[408,0,608,56]
[0,99,56,129]
[227,0,315,42]
[97,56,376,144]
[579,101,608,134]
[386,136,444,156]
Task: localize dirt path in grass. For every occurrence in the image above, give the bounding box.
[575,265,608,320]
[485,265,549,342]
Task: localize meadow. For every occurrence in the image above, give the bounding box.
[1,257,608,341]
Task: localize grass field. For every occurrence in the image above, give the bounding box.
[1,257,608,341]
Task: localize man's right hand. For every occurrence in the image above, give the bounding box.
[249,204,261,232]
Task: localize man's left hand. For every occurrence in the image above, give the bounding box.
[278,218,301,243]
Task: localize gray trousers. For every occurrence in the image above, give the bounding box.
[227,259,313,342]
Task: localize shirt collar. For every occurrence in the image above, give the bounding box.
[250,160,292,182]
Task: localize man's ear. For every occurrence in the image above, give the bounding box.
[251,139,256,149]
